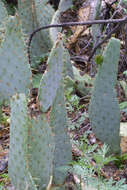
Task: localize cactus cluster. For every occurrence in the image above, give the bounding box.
[8,39,72,189]
[0,0,73,189]
[0,0,122,190]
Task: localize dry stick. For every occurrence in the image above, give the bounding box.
[88,23,121,61]
[105,0,122,34]
[27,17,127,65]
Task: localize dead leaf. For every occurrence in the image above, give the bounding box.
[67,2,91,47]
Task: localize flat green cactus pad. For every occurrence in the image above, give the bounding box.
[18,0,35,34]
[63,47,74,79]
[9,94,37,190]
[89,38,121,154]
[33,0,54,50]
[0,1,8,28]
[18,0,54,67]
[50,10,61,44]
[28,115,55,190]
[0,16,32,102]
[39,40,64,112]
[50,82,72,185]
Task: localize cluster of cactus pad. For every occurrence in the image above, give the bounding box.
[0,0,122,189]
[0,0,73,189]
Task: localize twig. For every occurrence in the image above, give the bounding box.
[27,16,127,65]
[71,56,87,63]
[88,23,121,61]
[105,0,122,34]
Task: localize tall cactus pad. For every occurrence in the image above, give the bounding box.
[9,94,37,190]
[0,1,8,28]
[63,47,74,79]
[18,0,44,65]
[0,1,8,45]
[18,0,54,66]
[89,38,121,154]
[18,0,35,34]
[91,0,101,43]
[0,16,32,102]
[28,115,55,190]
[50,83,72,185]
[33,0,54,51]
[50,10,61,44]
[39,40,64,112]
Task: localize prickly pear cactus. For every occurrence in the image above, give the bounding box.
[0,1,8,28]
[8,94,37,190]
[39,40,64,112]
[50,10,61,44]
[50,82,72,185]
[90,0,102,43]
[63,46,74,79]
[28,115,55,190]
[18,0,54,67]
[18,0,43,67]
[0,16,32,102]
[18,0,35,34]
[39,37,72,186]
[39,38,74,112]
[9,32,73,189]
[9,93,55,190]
[0,1,8,44]
[33,0,54,49]
[89,38,121,154]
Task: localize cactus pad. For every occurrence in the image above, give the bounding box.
[39,40,64,112]
[9,94,37,190]
[0,16,32,102]
[33,0,54,51]
[28,115,55,189]
[0,1,8,28]
[18,0,54,67]
[50,83,72,185]
[89,38,121,154]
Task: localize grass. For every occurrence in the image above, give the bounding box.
[64,86,127,189]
